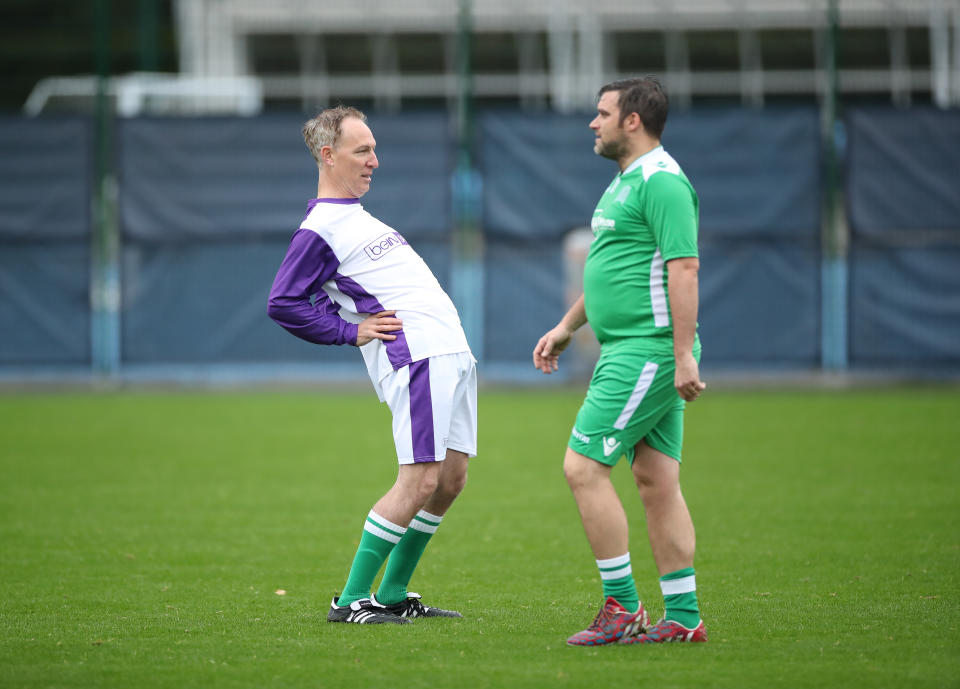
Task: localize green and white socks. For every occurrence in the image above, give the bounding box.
[660,566,700,629]
[595,556,701,628]
[339,512,699,629]
[337,510,407,607]
[597,553,641,613]
[337,509,445,608]
[377,510,443,605]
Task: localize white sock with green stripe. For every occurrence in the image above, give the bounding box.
[377,510,443,605]
[337,511,406,607]
[597,553,640,613]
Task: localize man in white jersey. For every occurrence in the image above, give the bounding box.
[533,78,707,645]
[268,106,477,624]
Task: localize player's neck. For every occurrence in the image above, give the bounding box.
[619,137,661,173]
[315,172,359,200]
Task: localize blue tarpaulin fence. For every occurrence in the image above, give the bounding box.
[0,107,957,379]
[846,108,960,367]
[0,116,92,366]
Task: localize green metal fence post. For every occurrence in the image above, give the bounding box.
[451,0,485,360]
[92,0,120,378]
[821,0,848,371]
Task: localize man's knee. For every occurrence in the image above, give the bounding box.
[437,461,467,500]
[563,449,606,491]
[401,463,441,504]
[419,469,441,499]
[631,442,680,498]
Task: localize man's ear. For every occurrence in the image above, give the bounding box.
[622,111,643,133]
[321,145,335,166]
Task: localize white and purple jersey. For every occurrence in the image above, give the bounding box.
[268,198,471,396]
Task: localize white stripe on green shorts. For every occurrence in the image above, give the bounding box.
[597,553,633,580]
[614,362,659,430]
[364,511,407,544]
[408,510,443,534]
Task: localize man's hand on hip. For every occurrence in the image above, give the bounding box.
[356,310,403,346]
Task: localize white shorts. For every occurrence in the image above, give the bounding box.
[380,351,477,464]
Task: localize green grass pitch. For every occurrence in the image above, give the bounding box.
[1,385,957,688]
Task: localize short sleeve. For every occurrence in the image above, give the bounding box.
[644,172,699,261]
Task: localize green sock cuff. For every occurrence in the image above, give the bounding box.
[660,567,700,628]
[660,566,696,582]
[597,554,639,613]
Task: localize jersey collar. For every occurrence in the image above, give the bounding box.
[621,145,664,177]
[311,197,361,206]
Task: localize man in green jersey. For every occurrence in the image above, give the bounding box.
[533,77,707,646]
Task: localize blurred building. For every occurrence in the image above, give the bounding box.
[15,0,958,116]
[172,0,959,113]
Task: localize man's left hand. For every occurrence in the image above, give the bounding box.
[675,352,706,401]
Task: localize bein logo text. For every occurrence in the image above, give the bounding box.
[364,231,408,261]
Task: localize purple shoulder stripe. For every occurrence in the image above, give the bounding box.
[267,229,357,346]
[271,230,340,300]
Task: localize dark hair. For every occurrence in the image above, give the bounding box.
[597,77,669,139]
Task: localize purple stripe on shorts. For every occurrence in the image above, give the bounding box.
[333,273,412,368]
[408,359,436,462]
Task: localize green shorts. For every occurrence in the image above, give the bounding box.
[568,343,699,465]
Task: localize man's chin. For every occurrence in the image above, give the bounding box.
[595,146,618,161]
[593,139,612,156]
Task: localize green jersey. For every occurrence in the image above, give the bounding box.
[583,146,700,352]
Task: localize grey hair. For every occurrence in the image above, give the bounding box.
[302,106,367,165]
